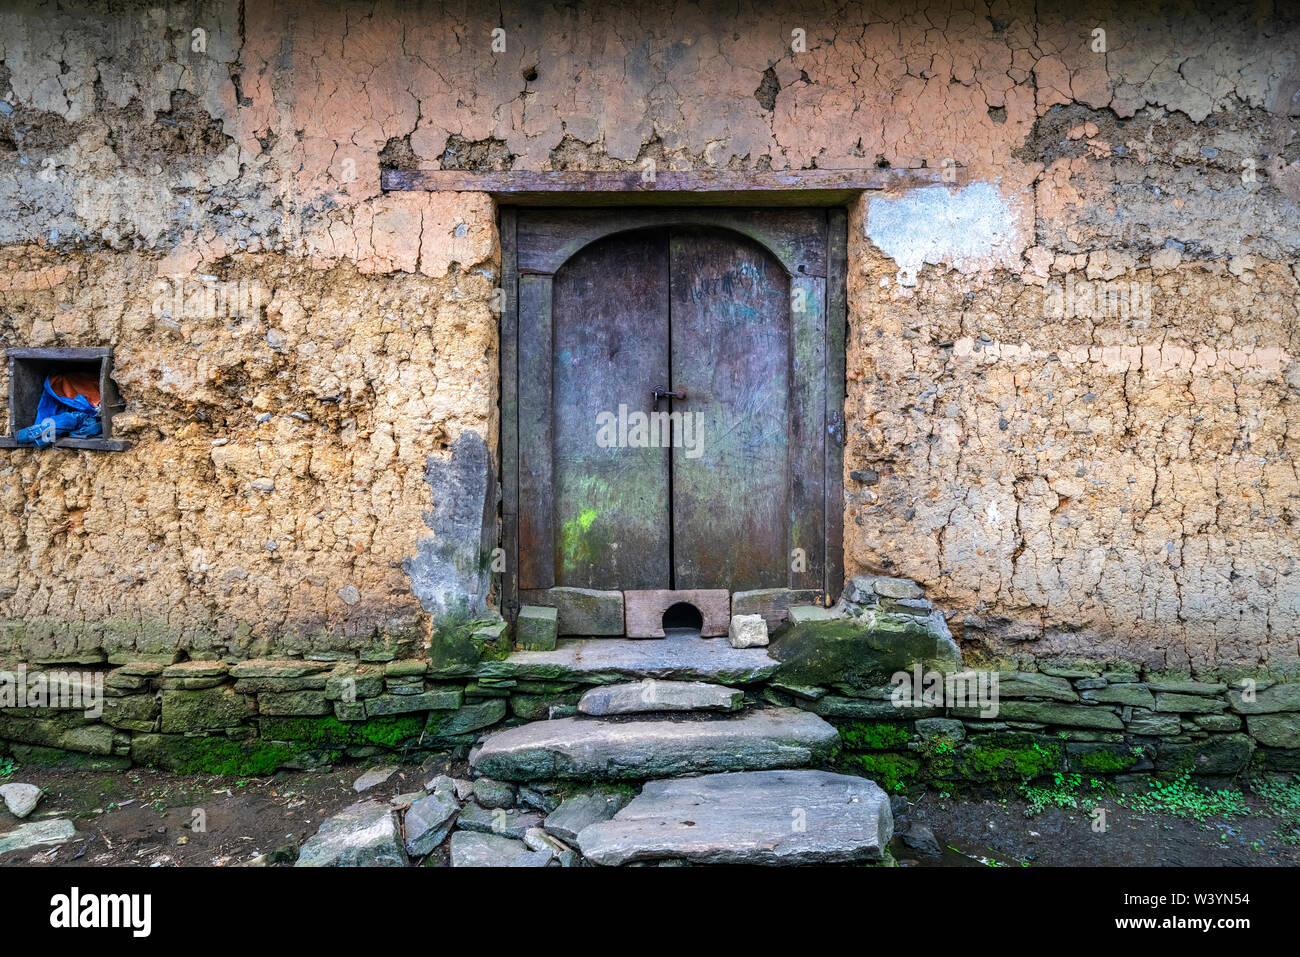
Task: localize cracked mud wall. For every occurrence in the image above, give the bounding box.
[0,0,1298,673]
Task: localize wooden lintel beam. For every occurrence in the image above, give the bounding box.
[380,168,948,199]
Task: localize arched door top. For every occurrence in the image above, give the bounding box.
[517,207,828,278]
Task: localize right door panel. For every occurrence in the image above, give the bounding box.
[669,227,791,591]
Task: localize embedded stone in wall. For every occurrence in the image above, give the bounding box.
[1153,734,1255,775]
[159,687,254,733]
[787,604,840,625]
[1127,709,1183,735]
[1228,683,1300,714]
[428,615,512,675]
[1081,684,1157,709]
[158,661,230,690]
[996,671,1079,702]
[366,689,462,717]
[951,701,1124,730]
[424,699,507,741]
[403,430,497,621]
[0,713,116,756]
[1246,713,1300,748]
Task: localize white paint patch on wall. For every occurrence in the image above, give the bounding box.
[866,183,1020,285]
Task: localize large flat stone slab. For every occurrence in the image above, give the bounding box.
[577,770,893,866]
[578,680,743,716]
[475,632,778,685]
[470,708,837,781]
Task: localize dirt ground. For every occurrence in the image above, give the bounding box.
[2,764,1298,867]
[893,788,1300,868]
[0,759,463,867]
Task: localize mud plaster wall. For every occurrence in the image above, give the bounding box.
[0,1,1297,675]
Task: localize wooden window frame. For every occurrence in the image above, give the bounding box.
[0,347,128,451]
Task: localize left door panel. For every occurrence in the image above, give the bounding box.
[525,228,672,590]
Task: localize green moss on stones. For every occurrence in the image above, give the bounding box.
[259,714,426,749]
[769,612,960,689]
[838,752,921,791]
[839,721,912,750]
[1076,748,1141,773]
[962,736,1063,781]
[131,735,308,775]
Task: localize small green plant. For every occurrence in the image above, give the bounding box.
[1020,771,1106,817]
[0,757,16,779]
[1119,771,1248,823]
[1250,774,1300,845]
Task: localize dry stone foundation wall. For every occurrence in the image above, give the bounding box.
[0,575,1295,781]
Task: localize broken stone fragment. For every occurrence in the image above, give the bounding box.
[727,613,769,649]
[352,765,398,792]
[295,800,408,867]
[402,785,460,856]
[471,777,517,809]
[454,801,544,839]
[543,786,634,844]
[449,830,551,867]
[515,605,558,651]
[523,826,577,865]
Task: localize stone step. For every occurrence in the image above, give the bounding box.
[576,770,893,866]
[577,680,743,716]
[469,707,837,781]
[473,631,778,685]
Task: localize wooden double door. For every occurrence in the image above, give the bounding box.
[501,207,846,615]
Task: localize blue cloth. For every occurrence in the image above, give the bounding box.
[15,377,101,448]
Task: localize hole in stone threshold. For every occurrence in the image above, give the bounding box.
[662,602,704,634]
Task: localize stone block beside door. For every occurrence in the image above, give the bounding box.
[624,589,730,638]
[520,587,624,636]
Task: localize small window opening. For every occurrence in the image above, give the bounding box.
[662,601,704,634]
[1,347,126,451]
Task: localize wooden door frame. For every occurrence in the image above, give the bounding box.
[499,204,847,621]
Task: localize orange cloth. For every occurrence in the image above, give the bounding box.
[48,370,101,406]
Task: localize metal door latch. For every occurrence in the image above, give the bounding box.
[652,387,686,411]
